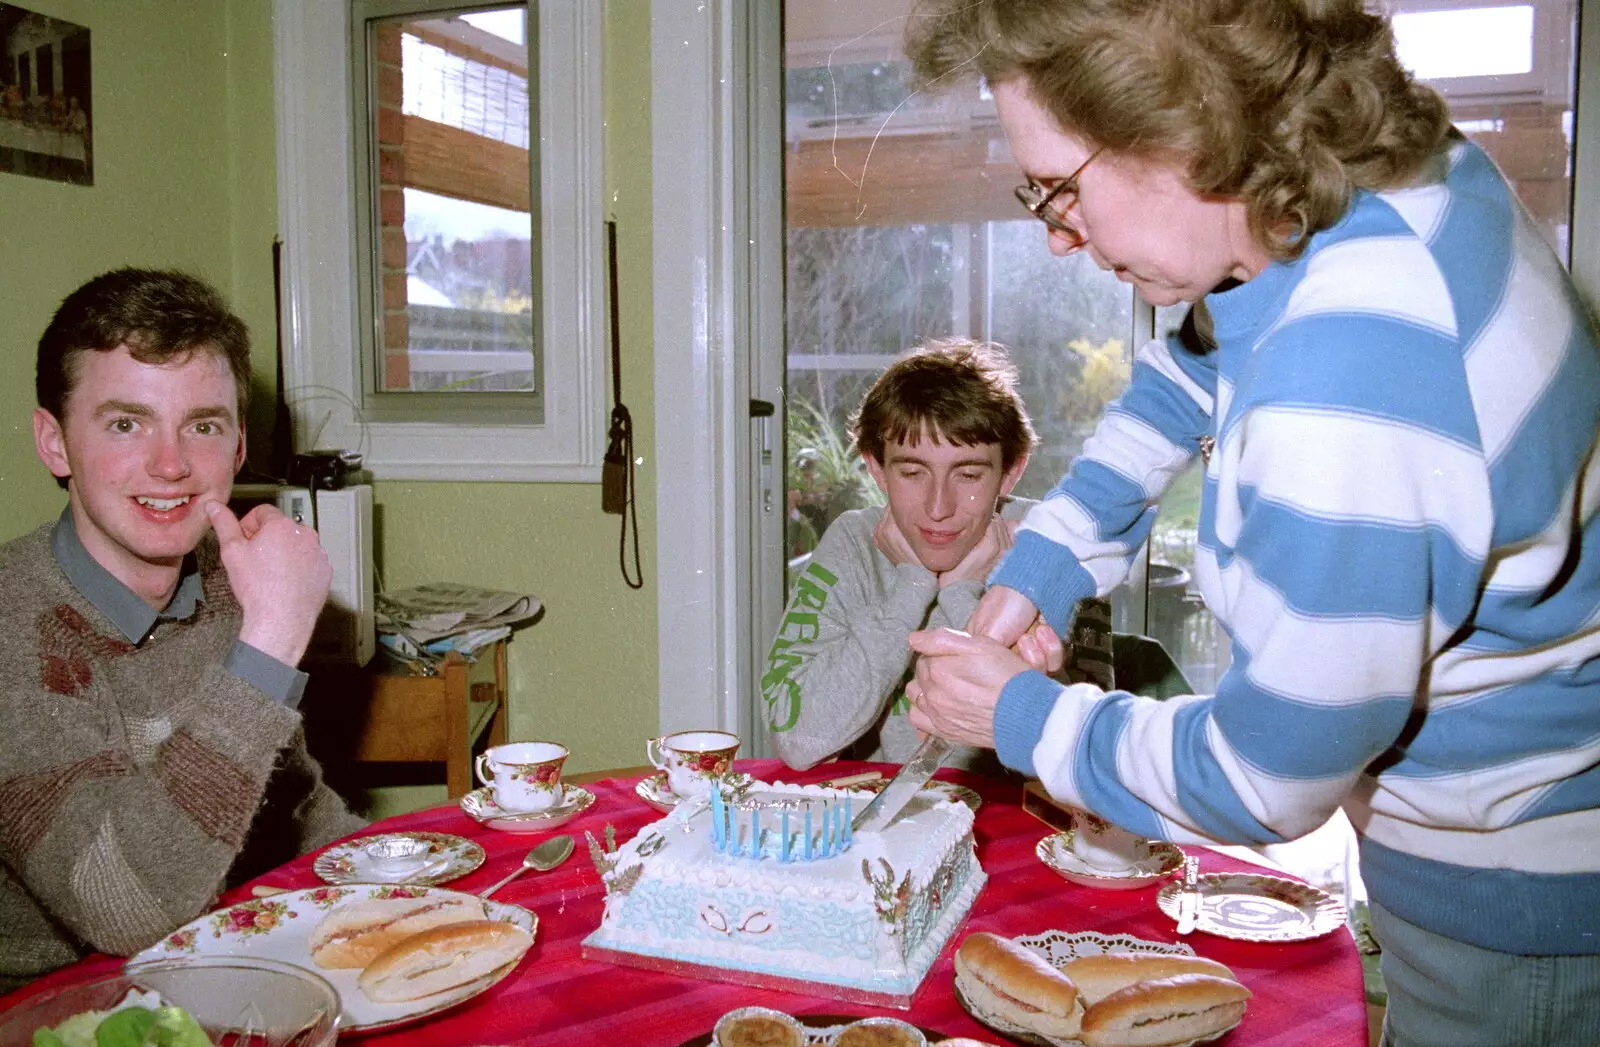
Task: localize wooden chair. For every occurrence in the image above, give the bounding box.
[303,640,509,799]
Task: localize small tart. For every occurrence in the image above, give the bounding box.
[714,1006,806,1047]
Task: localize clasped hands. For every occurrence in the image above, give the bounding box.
[905,585,1060,750]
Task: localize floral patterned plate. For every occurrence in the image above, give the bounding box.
[953,929,1241,1047]
[460,783,596,833]
[636,771,755,813]
[1155,871,1348,943]
[312,831,485,886]
[1035,830,1184,890]
[132,884,536,1033]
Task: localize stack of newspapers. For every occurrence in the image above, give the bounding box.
[376,582,543,673]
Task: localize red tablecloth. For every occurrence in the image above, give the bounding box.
[1,760,1367,1046]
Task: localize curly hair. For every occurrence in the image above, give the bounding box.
[906,0,1452,260]
[850,338,1038,471]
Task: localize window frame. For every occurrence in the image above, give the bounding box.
[1391,0,1574,105]
[273,0,605,482]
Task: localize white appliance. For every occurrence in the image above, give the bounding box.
[230,483,376,666]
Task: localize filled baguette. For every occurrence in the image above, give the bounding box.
[357,919,534,1002]
[309,894,488,969]
[953,932,1083,1039]
[1062,952,1238,1005]
[1079,973,1252,1047]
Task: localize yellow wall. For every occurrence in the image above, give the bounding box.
[369,3,658,807]
[0,1,660,816]
[0,0,281,537]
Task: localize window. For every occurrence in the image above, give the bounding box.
[1392,0,1577,257]
[356,8,538,400]
[777,0,1585,696]
[1391,1,1572,102]
[272,0,604,481]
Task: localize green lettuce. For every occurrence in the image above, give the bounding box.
[31,993,211,1047]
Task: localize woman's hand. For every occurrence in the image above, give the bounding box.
[1014,618,1066,674]
[966,585,1043,648]
[905,627,1033,749]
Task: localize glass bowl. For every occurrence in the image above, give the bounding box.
[0,957,340,1047]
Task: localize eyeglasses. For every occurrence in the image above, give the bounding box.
[1014,148,1103,246]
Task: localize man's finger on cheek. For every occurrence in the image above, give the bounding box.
[203,501,243,545]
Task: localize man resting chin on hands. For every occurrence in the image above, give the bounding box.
[0,268,363,992]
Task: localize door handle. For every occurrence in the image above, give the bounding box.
[752,400,777,512]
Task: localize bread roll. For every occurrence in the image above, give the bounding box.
[308,894,487,969]
[357,919,533,1002]
[1062,952,1237,1004]
[953,932,1082,1039]
[1079,973,1251,1047]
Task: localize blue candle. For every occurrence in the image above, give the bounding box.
[804,809,813,860]
[781,812,790,862]
[750,808,760,858]
[844,798,853,847]
[710,787,722,849]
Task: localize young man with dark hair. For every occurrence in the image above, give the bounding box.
[762,339,1112,771]
[0,267,363,990]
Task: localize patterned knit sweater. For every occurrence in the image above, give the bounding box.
[990,137,1600,955]
[0,522,364,989]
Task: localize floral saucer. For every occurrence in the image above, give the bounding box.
[636,771,755,813]
[313,831,484,887]
[1035,830,1184,890]
[460,783,596,833]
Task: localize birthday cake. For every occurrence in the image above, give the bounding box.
[581,781,986,1005]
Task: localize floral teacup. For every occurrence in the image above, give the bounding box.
[646,730,739,799]
[474,741,568,812]
[1069,807,1151,872]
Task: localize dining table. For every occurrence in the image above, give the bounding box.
[0,758,1369,1046]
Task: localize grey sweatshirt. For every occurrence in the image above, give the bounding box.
[761,500,1041,771]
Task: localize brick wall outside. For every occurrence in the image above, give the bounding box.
[1458,102,1573,255]
[375,22,411,391]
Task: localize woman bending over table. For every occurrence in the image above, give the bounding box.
[899,2,1600,1045]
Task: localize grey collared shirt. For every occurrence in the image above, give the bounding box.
[51,508,307,708]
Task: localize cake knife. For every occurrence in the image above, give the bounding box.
[1175,855,1202,934]
[850,735,952,832]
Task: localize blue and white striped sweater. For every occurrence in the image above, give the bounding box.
[991,138,1600,954]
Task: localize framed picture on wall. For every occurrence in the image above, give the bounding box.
[0,4,90,186]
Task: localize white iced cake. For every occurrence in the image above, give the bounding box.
[582,781,986,1000]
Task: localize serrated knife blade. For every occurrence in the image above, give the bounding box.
[849,735,952,833]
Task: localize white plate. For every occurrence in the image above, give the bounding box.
[636,771,754,813]
[1035,831,1184,890]
[1156,871,1348,943]
[953,929,1241,1047]
[313,831,484,886]
[133,884,536,1033]
[460,783,596,833]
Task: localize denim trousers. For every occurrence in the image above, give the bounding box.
[1372,899,1600,1047]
